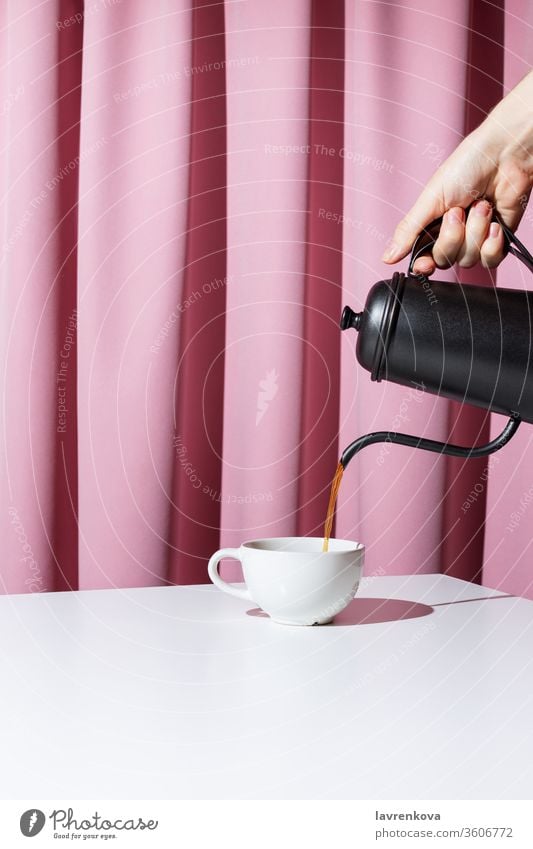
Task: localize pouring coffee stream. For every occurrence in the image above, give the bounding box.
[322,210,533,550]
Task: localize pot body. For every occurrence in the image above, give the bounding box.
[350,273,533,423]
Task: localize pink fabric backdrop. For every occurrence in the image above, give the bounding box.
[1,0,532,597]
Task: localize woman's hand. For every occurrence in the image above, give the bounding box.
[382,71,533,275]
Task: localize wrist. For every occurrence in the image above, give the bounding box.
[479,71,533,179]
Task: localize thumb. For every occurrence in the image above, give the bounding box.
[382,186,447,264]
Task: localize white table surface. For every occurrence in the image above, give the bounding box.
[0,574,532,800]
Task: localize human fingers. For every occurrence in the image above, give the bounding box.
[479,221,506,268]
[411,253,437,276]
[431,207,466,269]
[382,184,446,265]
[457,199,492,267]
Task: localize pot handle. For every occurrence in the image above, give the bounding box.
[408,208,533,276]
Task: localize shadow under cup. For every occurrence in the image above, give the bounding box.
[207,537,365,626]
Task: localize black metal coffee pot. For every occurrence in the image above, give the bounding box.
[340,212,533,468]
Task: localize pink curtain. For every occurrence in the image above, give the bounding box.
[339,0,533,597]
[1,0,532,597]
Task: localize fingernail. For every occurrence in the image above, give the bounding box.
[382,241,398,261]
[489,222,500,238]
[474,200,491,217]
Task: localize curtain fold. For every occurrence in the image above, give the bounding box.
[439,0,504,584]
[483,0,533,598]
[339,0,473,578]
[77,0,193,589]
[220,0,312,580]
[1,0,82,593]
[1,0,533,598]
[296,0,344,540]
[169,0,227,584]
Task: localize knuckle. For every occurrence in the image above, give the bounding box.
[396,218,411,235]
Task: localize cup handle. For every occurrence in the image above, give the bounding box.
[208,548,252,601]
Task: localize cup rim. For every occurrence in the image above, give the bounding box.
[241,536,364,553]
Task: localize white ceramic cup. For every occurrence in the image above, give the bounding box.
[208,537,365,626]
